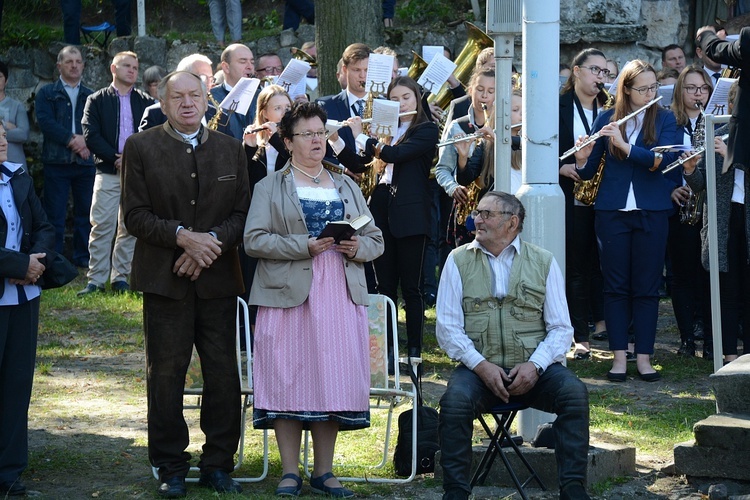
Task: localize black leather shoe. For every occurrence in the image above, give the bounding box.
[77,283,105,297]
[0,479,26,496]
[198,470,242,494]
[637,370,661,382]
[606,371,626,382]
[111,281,130,294]
[560,481,591,500]
[157,476,186,498]
[677,341,696,357]
[442,488,470,500]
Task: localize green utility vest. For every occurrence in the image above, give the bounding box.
[453,241,553,368]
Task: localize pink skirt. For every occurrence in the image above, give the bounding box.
[253,249,370,430]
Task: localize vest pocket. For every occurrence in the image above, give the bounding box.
[511,281,545,321]
[464,312,489,354]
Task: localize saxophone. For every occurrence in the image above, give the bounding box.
[455,103,489,224]
[360,81,388,199]
[573,83,615,205]
[679,103,706,225]
[206,92,225,130]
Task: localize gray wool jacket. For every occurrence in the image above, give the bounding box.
[684,124,750,273]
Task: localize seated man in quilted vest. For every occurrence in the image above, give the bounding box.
[436,191,590,500]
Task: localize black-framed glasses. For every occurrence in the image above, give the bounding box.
[629,83,660,95]
[683,84,711,95]
[258,66,283,75]
[579,65,610,77]
[471,209,515,220]
[293,130,329,140]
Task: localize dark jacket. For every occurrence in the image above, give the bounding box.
[244,133,289,191]
[698,27,750,172]
[121,123,250,300]
[684,124,750,272]
[209,85,256,140]
[0,166,56,295]
[579,108,682,211]
[35,79,94,166]
[363,120,439,238]
[82,85,154,174]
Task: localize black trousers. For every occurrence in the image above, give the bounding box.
[666,213,706,343]
[0,298,39,484]
[143,289,240,480]
[439,363,589,495]
[719,203,750,355]
[566,204,604,343]
[369,185,427,353]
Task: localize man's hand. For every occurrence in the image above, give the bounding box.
[77,146,91,161]
[172,253,204,280]
[474,360,512,402]
[114,154,123,171]
[176,229,222,268]
[68,134,87,153]
[507,361,540,396]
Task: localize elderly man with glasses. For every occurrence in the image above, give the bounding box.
[436,191,591,500]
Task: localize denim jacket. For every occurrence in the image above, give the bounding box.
[35,79,94,166]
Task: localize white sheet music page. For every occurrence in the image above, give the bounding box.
[370,99,400,137]
[220,77,260,115]
[277,59,311,95]
[421,46,443,65]
[706,77,737,116]
[417,53,457,95]
[658,84,674,108]
[366,53,395,95]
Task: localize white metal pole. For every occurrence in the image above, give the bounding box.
[493,35,514,194]
[515,0,564,441]
[137,0,146,37]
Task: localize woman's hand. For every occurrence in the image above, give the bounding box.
[452,185,469,204]
[263,121,278,136]
[346,116,363,138]
[599,122,629,153]
[681,152,700,176]
[308,236,334,257]
[715,136,728,158]
[559,163,581,181]
[335,235,359,259]
[454,134,471,159]
[243,128,258,147]
[573,135,594,165]
[477,125,495,142]
[671,185,691,205]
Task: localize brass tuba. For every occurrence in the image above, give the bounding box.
[407,51,428,81]
[290,46,317,67]
[573,83,615,205]
[426,22,493,110]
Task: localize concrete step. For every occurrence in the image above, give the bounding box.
[711,354,750,415]
[434,443,635,489]
[674,440,750,481]
[693,413,750,450]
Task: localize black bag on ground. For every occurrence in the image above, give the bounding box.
[393,367,440,476]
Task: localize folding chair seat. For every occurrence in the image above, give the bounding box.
[152,297,269,483]
[80,22,116,48]
[471,401,546,500]
[300,294,421,483]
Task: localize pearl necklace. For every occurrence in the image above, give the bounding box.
[290,163,324,184]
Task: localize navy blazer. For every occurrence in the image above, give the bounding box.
[317,90,356,164]
[699,27,750,172]
[0,167,56,293]
[578,108,681,211]
[209,85,256,140]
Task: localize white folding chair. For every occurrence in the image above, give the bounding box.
[300,293,421,483]
[151,297,269,482]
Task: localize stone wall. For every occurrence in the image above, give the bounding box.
[2,1,692,169]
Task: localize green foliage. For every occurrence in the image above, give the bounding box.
[396,0,460,25]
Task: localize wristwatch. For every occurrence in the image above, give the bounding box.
[532,362,544,377]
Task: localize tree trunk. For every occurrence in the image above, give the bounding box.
[315,0,384,97]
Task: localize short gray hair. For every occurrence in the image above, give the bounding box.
[157,71,206,103]
[176,53,213,73]
[482,191,525,232]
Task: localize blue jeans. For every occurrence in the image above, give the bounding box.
[438,363,589,495]
[42,163,95,266]
[283,0,314,30]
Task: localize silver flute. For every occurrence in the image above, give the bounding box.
[662,134,730,174]
[559,95,663,161]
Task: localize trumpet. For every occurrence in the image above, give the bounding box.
[559,95,663,161]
